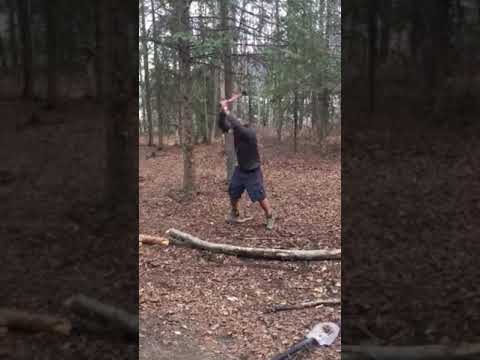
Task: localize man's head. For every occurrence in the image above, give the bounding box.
[218,110,249,133]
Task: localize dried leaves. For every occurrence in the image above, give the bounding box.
[140,136,341,359]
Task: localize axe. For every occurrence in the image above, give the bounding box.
[270,322,340,360]
[220,91,247,112]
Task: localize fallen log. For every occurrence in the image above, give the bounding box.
[166,229,341,261]
[267,298,341,313]
[342,344,480,360]
[139,234,169,246]
[0,308,71,335]
[64,295,138,338]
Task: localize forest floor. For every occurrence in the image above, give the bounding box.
[0,99,137,359]
[139,132,341,359]
[342,120,480,346]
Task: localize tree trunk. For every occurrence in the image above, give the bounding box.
[427,0,451,109]
[0,37,6,69]
[368,0,377,118]
[219,0,237,182]
[312,91,320,142]
[105,0,138,207]
[203,68,209,144]
[141,88,147,136]
[320,88,330,140]
[140,0,153,146]
[379,0,391,64]
[46,0,58,107]
[209,65,218,144]
[275,99,283,142]
[410,3,421,67]
[293,90,298,153]
[247,75,253,125]
[264,98,269,127]
[150,0,164,149]
[6,0,18,69]
[95,0,110,101]
[174,0,195,194]
[274,0,282,140]
[18,0,33,99]
[298,93,304,131]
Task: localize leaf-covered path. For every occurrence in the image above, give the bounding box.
[139,135,341,359]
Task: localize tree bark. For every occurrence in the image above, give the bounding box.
[209,65,218,144]
[6,0,18,69]
[166,229,341,261]
[141,0,154,146]
[293,90,298,153]
[379,0,391,64]
[105,0,138,206]
[18,0,33,99]
[141,86,147,135]
[0,37,6,69]
[174,0,195,194]
[275,99,283,142]
[368,0,377,118]
[219,0,237,182]
[319,88,330,142]
[312,91,321,142]
[203,68,209,143]
[150,0,164,149]
[95,0,110,101]
[46,0,58,106]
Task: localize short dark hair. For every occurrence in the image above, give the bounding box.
[217,111,230,133]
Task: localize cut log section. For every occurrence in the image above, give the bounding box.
[139,234,169,246]
[166,229,341,261]
[64,295,138,337]
[267,298,341,313]
[342,343,480,359]
[0,308,71,335]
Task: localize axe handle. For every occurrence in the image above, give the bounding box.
[270,337,315,360]
[225,93,243,103]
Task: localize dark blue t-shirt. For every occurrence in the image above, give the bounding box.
[225,114,261,171]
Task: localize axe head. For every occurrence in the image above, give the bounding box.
[306,322,339,346]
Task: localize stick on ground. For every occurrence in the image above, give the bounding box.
[268,298,341,313]
[166,229,341,261]
[64,295,138,337]
[139,234,169,246]
[0,308,71,335]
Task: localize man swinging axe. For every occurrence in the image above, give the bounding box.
[218,92,275,230]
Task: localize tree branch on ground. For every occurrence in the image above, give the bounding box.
[0,308,71,335]
[63,294,138,338]
[166,229,341,261]
[266,298,340,313]
[139,234,170,246]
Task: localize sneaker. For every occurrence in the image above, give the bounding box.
[226,209,240,224]
[266,214,275,230]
